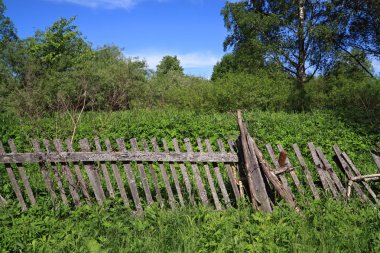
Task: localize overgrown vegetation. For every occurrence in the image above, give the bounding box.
[1,0,380,252]
[0,109,379,252]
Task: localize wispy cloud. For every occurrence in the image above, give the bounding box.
[48,0,138,9]
[127,50,221,78]
[48,0,202,9]
[128,50,220,69]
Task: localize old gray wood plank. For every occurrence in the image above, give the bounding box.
[184,138,209,206]
[205,140,231,208]
[0,142,27,211]
[43,139,68,205]
[8,140,36,205]
[79,139,106,205]
[32,140,57,201]
[341,152,380,205]
[372,152,380,172]
[143,139,164,207]
[54,139,81,206]
[65,140,92,205]
[116,138,142,212]
[292,144,320,199]
[131,138,153,206]
[162,139,184,207]
[173,138,194,205]
[197,138,222,210]
[277,144,304,194]
[308,142,338,197]
[217,139,241,201]
[105,139,129,207]
[0,151,238,164]
[316,148,346,197]
[94,138,115,198]
[332,144,368,202]
[151,138,176,209]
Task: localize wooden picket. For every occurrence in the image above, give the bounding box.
[0,111,379,212]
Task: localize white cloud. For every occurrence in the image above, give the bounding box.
[127,50,220,69]
[127,50,221,78]
[48,0,202,9]
[48,0,137,9]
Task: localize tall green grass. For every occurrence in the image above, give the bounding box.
[0,109,379,252]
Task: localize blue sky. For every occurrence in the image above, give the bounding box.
[3,0,379,77]
[4,0,231,78]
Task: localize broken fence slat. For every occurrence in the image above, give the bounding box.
[308,142,338,197]
[292,144,320,200]
[184,138,209,206]
[32,140,57,202]
[8,140,36,205]
[0,142,27,211]
[65,140,92,205]
[130,138,154,206]
[94,137,115,199]
[266,144,291,191]
[341,152,380,205]
[371,152,380,172]
[205,139,232,208]
[104,139,129,207]
[43,139,69,205]
[316,148,346,197]
[151,138,176,209]
[79,139,106,205]
[218,139,241,201]
[277,144,304,194]
[143,139,164,207]
[332,144,368,202]
[116,138,142,212]
[161,139,184,207]
[173,138,195,205]
[198,138,222,210]
[54,139,81,207]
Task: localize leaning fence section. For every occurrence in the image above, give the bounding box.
[0,137,242,211]
[0,111,379,212]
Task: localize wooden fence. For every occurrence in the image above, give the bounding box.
[0,112,379,212]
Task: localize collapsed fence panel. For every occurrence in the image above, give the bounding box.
[0,112,378,212]
[0,138,241,211]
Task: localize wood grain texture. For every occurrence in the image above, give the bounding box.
[8,140,36,205]
[43,139,68,205]
[184,138,209,206]
[293,144,320,199]
[143,139,164,207]
[205,140,231,208]
[80,139,106,205]
[95,137,115,198]
[198,138,222,210]
[65,140,92,205]
[54,139,81,206]
[116,139,142,212]
[0,152,238,164]
[162,139,184,207]
[131,138,153,206]
[173,138,195,205]
[32,140,57,201]
[105,139,129,207]
[0,142,27,211]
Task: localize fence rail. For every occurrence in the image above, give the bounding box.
[0,112,379,213]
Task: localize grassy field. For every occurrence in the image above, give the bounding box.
[0,109,379,252]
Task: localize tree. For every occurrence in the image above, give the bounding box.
[27,16,93,73]
[221,1,378,86]
[156,55,184,76]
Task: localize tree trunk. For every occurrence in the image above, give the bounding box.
[297,0,306,85]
